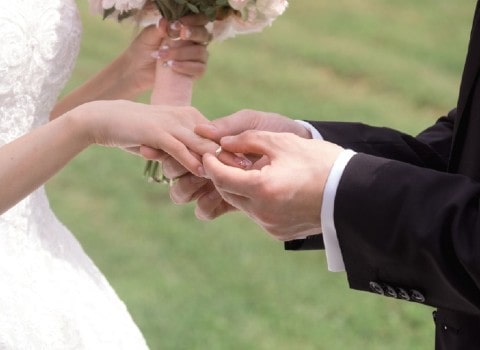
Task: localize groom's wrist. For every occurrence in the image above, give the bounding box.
[294,120,322,140]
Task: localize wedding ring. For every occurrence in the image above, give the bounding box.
[215,147,222,157]
[167,21,182,40]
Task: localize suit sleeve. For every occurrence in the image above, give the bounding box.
[335,153,480,314]
[285,109,457,252]
[308,108,457,171]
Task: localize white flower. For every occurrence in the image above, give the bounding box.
[111,0,146,12]
[212,0,288,40]
[90,0,288,41]
[88,0,146,14]
[88,0,104,13]
[228,0,249,11]
[256,0,288,18]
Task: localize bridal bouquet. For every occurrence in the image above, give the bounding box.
[89,1,288,40]
[88,0,288,182]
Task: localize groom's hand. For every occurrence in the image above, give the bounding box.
[195,109,312,142]
[165,109,316,220]
[202,131,343,240]
[161,156,238,219]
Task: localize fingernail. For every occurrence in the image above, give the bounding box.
[170,21,181,31]
[151,49,168,60]
[161,60,173,68]
[202,124,217,132]
[198,166,208,178]
[161,44,169,50]
[181,28,191,39]
[221,136,233,144]
[236,157,252,169]
[151,51,161,59]
[167,21,181,40]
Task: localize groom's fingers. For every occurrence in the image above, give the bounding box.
[195,111,257,141]
[162,156,190,179]
[195,190,237,221]
[220,130,283,159]
[202,153,258,197]
[170,61,207,79]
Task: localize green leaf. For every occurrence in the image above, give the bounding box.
[204,7,217,20]
[102,7,115,20]
[186,3,200,13]
[117,10,135,21]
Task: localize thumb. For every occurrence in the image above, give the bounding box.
[220,130,283,159]
[202,153,254,196]
[138,20,168,47]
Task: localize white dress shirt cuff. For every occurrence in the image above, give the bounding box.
[294,120,354,272]
[295,120,323,140]
[321,149,356,272]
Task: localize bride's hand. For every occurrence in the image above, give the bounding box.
[73,100,215,177]
[121,15,211,96]
[50,15,211,120]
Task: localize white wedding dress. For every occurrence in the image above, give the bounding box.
[0,1,150,349]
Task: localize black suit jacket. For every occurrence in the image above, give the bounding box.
[286,1,480,348]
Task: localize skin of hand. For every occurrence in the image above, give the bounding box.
[125,15,211,94]
[77,100,221,176]
[50,15,210,119]
[201,130,344,240]
[0,101,216,215]
[151,110,313,220]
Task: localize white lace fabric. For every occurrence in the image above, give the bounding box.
[0,1,149,348]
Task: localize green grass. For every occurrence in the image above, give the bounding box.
[47,1,476,349]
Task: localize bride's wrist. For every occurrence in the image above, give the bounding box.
[113,51,147,98]
[63,104,97,148]
[90,54,142,102]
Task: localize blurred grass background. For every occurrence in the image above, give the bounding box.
[47,1,476,349]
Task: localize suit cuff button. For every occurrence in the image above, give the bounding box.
[410,289,425,303]
[396,287,410,301]
[369,281,385,295]
[383,284,398,298]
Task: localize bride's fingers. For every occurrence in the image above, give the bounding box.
[169,174,209,204]
[162,156,191,179]
[179,14,210,27]
[180,25,212,44]
[168,45,209,64]
[170,61,207,79]
[139,146,169,161]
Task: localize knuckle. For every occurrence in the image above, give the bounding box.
[169,186,190,204]
[162,160,186,179]
[195,203,213,221]
[256,177,279,198]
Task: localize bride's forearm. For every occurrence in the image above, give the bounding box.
[0,110,91,214]
[50,53,138,120]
